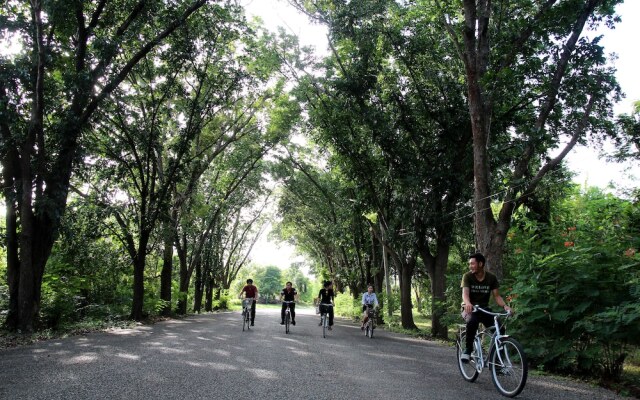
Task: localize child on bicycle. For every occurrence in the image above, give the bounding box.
[280,281,299,325]
[317,280,335,330]
[360,284,379,330]
[460,253,511,362]
[239,279,259,326]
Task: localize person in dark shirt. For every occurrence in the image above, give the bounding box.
[239,279,259,326]
[460,253,511,362]
[317,280,335,329]
[280,281,299,325]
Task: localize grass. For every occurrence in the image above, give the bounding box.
[0,317,138,349]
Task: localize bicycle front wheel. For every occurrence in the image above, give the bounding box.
[457,333,479,382]
[489,337,528,397]
[285,311,290,334]
[322,315,327,338]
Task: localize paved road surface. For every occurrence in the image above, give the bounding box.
[0,307,625,399]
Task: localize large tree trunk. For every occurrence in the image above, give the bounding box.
[160,219,174,317]
[429,244,450,339]
[3,157,20,329]
[204,281,213,312]
[130,232,151,321]
[193,260,203,313]
[398,256,417,330]
[130,254,146,321]
[416,216,452,339]
[176,248,189,315]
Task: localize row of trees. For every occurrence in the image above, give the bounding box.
[272,0,621,333]
[0,0,301,331]
[265,0,639,378]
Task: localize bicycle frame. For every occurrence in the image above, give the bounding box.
[469,306,510,371]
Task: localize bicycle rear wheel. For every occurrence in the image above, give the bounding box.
[489,337,528,397]
[457,333,479,382]
[285,311,290,334]
[242,308,248,332]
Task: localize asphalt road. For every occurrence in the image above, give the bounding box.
[0,307,626,400]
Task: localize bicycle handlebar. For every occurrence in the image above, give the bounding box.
[320,303,334,307]
[282,301,295,304]
[473,305,511,317]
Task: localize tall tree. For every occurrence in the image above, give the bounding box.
[440,0,622,277]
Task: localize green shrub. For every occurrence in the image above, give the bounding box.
[505,187,640,379]
[334,288,362,320]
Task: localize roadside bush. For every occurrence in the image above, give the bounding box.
[505,187,640,380]
[334,288,362,320]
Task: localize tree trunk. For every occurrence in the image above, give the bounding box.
[160,220,174,317]
[398,256,417,330]
[205,277,214,312]
[193,260,203,313]
[3,189,20,329]
[429,244,450,340]
[176,252,189,315]
[130,253,146,321]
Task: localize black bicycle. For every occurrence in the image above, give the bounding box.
[283,301,294,334]
[320,303,334,338]
[456,306,528,397]
[363,305,376,338]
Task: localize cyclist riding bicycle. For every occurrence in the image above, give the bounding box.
[280,281,299,325]
[317,280,335,330]
[460,252,511,362]
[239,278,259,326]
[360,284,379,330]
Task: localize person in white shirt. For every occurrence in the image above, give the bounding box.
[360,285,379,330]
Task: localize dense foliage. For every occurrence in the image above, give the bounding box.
[504,187,640,377]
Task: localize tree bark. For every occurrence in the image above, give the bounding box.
[160,220,174,317]
[193,260,203,313]
[398,256,417,330]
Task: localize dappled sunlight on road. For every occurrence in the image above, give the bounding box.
[115,352,140,360]
[59,353,98,364]
[247,368,279,380]
[185,361,238,371]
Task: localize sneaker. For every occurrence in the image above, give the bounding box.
[292,320,296,325]
[280,321,284,325]
[460,351,471,363]
[328,326,333,331]
[251,322,254,326]
[318,322,323,326]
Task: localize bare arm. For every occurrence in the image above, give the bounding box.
[462,287,473,314]
[492,289,512,312]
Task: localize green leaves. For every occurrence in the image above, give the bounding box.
[505,186,640,378]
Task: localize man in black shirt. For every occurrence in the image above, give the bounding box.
[317,280,335,329]
[460,253,512,362]
[280,281,299,325]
